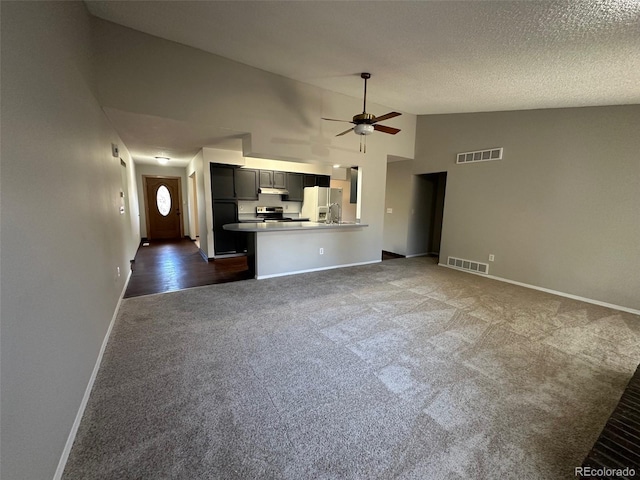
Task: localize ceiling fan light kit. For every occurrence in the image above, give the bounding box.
[354,124,374,135]
[322,72,402,153]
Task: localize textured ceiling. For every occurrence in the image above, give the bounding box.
[87,0,640,115]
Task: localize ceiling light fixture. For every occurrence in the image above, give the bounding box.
[155,156,170,165]
[353,124,374,136]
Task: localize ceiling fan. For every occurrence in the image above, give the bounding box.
[322,72,401,152]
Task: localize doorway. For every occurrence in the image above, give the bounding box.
[143,176,183,239]
[418,172,447,257]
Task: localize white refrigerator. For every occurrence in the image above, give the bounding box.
[302,186,343,222]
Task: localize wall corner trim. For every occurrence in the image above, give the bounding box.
[438,263,640,316]
[53,270,133,480]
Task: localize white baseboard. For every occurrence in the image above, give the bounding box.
[439,263,640,316]
[53,269,132,480]
[406,252,430,258]
[257,259,381,279]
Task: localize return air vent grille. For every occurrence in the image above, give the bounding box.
[457,147,503,164]
[447,256,489,275]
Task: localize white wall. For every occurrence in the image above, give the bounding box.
[0,3,140,479]
[255,228,376,278]
[414,106,640,311]
[91,18,417,264]
[135,164,189,238]
[186,150,208,253]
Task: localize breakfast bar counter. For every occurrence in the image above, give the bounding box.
[223,221,371,279]
[223,221,368,232]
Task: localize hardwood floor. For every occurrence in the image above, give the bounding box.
[381,250,406,261]
[124,239,253,298]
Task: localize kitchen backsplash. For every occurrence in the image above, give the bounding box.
[238,194,302,216]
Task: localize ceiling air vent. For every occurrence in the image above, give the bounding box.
[456,147,503,164]
[447,256,489,275]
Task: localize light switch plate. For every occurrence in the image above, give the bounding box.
[386,208,393,214]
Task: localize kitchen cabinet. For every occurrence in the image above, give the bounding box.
[213,201,242,255]
[235,168,258,200]
[303,174,331,188]
[259,170,287,189]
[210,164,235,200]
[284,173,303,201]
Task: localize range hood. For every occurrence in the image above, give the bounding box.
[259,187,289,195]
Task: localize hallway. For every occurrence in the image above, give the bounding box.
[124,239,253,298]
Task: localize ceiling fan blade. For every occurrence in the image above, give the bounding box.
[322,117,354,123]
[371,112,402,124]
[336,127,355,137]
[374,124,401,135]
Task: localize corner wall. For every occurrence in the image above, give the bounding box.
[415,105,640,311]
[1,2,140,479]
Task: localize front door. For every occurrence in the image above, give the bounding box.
[144,176,182,239]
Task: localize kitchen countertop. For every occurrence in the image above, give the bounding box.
[224,221,367,232]
[238,217,310,223]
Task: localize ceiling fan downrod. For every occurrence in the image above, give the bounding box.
[361,72,370,114]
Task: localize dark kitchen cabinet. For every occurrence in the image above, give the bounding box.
[259,170,272,188]
[210,164,235,200]
[273,171,286,189]
[259,170,287,189]
[213,201,240,255]
[303,174,331,188]
[303,174,316,188]
[284,173,303,201]
[235,168,258,200]
[317,175,330,187]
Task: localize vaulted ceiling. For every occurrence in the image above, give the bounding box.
[87,0,640,114]
[85,1,640,164]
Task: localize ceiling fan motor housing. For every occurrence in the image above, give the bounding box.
[353,113,375,123]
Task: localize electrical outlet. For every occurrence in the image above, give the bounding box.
[386,208,393,214]
[239,205,244,211]
[319,247,324,255]
[489,254,495,262]
[117,266,121,277]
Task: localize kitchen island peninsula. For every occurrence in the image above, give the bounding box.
[223,221,370,279]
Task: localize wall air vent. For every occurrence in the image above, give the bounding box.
[456,147,503,164]
[447,256,489,275]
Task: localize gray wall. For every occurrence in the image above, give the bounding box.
[415,106,640,311]
[1,2,140,479]
[383,160,413,255]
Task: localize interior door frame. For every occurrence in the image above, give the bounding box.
[142,175,184,239]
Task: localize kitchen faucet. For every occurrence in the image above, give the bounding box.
[327,202,341,224]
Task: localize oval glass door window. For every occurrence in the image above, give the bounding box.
[156,185,171,216]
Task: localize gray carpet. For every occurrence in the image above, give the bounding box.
[63,257,640,479]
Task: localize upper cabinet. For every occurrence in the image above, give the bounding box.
[303,174,331,188]
[284,173,303,201]
[235,168,259,200]
[210,164,236,200]
[259,170,287,189]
